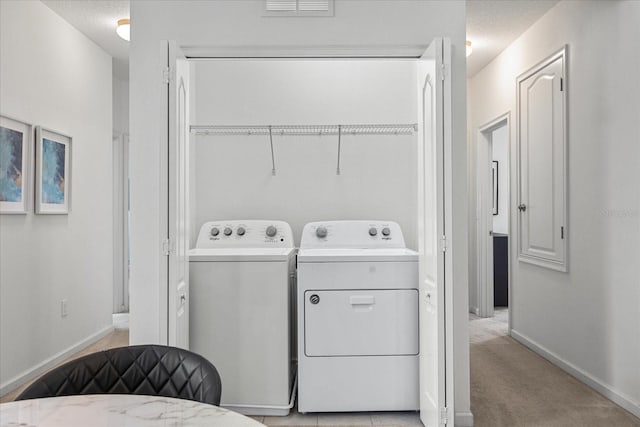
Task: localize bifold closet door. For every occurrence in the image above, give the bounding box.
[417,37,450,427]
[167,40,191,349]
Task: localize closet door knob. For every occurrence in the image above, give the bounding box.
[518,204,527,212]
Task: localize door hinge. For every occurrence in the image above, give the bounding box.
[162,66,172,84]
[162,238,172,255]
[440,63,448,81]
[439,235,448,253]
[561,226,564,239]
[440,406,449,425]
[560,77,564,91]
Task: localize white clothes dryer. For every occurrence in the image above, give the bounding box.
[297,220,419,413]
[189,220,296,416]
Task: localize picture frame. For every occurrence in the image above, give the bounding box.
[35,126,71,214]
[0,115,32,214]
[492,160,499,216]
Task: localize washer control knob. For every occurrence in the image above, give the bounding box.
[369,227,378,236]
[265,225,277,237]
[223,227,233,236]
[316,226,328,238]
[210,227,220,237]
[236,227,246,236]
[382,227,391,236]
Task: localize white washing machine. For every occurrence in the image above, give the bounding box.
[189,220,296,416]
[297,220,419,413]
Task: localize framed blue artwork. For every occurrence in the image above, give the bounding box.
[0,115,32,214]
[35,126,71,214]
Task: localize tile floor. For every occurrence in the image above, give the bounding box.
[251,408,422,427]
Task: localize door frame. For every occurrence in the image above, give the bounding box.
[112,132,130,314]
[161,39,456,420]
[476,112,511,324]
[439,38,455,426]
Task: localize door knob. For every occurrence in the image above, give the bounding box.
[518,204,527,212]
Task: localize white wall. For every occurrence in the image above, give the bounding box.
[192,60,417,249]
[491,125,508,235]
[129,1,470,421]
[468,0,640,415]
[0,1,113,392]
[113,74,129,136]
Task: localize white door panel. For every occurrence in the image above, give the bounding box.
[417,38,447,427]
[168,41,190,348]
[518,48,567,271]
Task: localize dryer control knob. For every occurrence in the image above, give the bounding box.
[224,227,233,236]
[210,227,220,237]
[369,227,378,236]
[316,226,328,238]
[266,225,277,237]
[237,227,246,236]
[382,227,391,236]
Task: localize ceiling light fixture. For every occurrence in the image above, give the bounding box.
[466,40,473,57]
[116,18,130,42]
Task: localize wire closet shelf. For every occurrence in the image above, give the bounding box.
[189,123,418,136]
[189,123,418,175]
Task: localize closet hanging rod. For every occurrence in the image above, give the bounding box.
[190,123,418,136]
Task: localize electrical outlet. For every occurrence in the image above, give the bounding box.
[61,299,68,317]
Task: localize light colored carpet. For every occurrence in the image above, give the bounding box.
[470,309,640,427]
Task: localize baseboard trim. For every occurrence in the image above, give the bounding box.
[455,411,474,426]
[0,325,114,396]
[511,329,640,418]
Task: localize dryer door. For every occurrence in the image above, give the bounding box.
[304,289,418,357]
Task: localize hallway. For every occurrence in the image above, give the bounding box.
[469,310,640,426]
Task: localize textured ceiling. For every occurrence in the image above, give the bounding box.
[41,0,130,80]
[466,0,560,77]
[41,0,560,80]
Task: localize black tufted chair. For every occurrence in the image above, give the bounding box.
[16,345,222,405]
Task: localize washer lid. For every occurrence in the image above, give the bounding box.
[189,247,295,262]
[297,248,418,263]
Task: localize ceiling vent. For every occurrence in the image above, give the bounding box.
[264,0,334,16]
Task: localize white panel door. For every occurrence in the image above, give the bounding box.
[167,41,190,349]
[517,48,567,271]
[417,38,448,427]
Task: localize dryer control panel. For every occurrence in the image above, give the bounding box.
[195,220,294,248]
[300,220,406,249]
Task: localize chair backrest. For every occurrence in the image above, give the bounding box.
[16,345,222,405]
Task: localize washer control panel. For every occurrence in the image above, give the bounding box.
[300,220,406,249]
[195,220,294,248]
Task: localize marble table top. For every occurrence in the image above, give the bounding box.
[0,394,265,427]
